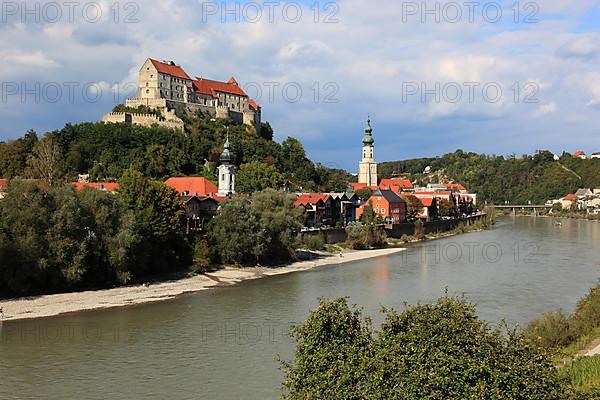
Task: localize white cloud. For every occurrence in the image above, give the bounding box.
[1,0,599,164]
[556,36,600,60]
[534,102,557,117]
[3,51,58,68]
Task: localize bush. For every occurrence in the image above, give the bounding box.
[525,283,600,350]
[282,296,566,399]
[301,234,324,251]
[345,222,387,250]
[525,310,573,349]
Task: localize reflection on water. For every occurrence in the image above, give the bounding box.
[1,216,599,400]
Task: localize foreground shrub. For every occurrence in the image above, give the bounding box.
[282,296,566,399]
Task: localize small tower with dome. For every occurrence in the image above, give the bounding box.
[358,117,378,186]
[218,133,236,196]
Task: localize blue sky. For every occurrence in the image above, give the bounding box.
[0,0,599,171]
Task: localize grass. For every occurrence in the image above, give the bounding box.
[561,356,600,391]
[561,327,600,358]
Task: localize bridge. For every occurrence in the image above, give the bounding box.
[490,204,552,214]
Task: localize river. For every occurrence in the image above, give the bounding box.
[1,216,599,399]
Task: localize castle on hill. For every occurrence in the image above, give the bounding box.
[102,58,262,131]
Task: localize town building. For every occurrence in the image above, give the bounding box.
[164,177,219,198]
[592,152,600,159]
[358,118,378,187]
[357,189,407,224]
[182,195,220,231]
[0,179,8,199]
[573,150,587,160]
[560,194,580,209]
[70,182,119,193]
[379,178,414,193]
[104,58,262,131]
[218,135,236,196]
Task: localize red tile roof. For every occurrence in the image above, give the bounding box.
[414,191,453,196]
[149,59,191,80]
[350,182,378,192]
[419,197,434,207]
[573,150,586,157]
[564,194,579,201]
[193,77,248,97]
[443,183,466,191]
[294,193,331,207]
[249,99,261,110]
[379,178,413,190]
[0,179,8,190]
[70,182,120,192]
[164,177,218,197]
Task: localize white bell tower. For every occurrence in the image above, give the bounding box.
[218,133,236,196]
[358,117,378,186]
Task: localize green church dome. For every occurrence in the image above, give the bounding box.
[362,118,374,145]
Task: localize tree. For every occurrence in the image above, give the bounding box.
[118,169,192,276]
[250,189,303,262]
[355,188,373,202]
[438,198,453,217]
[25,137,65,187]
[402,194,424,221]
[207,198,269,265]
[236,161,284,194]
[282,296,566,399]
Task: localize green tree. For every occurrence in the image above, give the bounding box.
[236,161,284,194]
[250,189,303,261]
[355,188,373,202]
[402,194,424,221]
[282,296,566,399]
[25,137,65,187]
[207,198,268,265]
[118,169,192,276]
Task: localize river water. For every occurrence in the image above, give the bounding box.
[1,216,599,399]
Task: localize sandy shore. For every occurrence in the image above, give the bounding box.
[0,247,404,322]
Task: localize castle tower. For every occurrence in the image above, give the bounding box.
[218,134,236,196]
[358,117,378,186]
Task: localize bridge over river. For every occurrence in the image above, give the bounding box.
[491,204,552,214]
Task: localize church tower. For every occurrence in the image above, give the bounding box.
[358,117,378,186]
[218,134,236,196]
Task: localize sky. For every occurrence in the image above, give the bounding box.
[0,0,599,171]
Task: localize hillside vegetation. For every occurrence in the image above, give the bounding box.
[0,112,352,192]
[380,150,600,204]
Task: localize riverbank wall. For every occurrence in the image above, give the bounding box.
[301,214,487,244]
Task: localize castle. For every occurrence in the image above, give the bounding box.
[102,58,262,131]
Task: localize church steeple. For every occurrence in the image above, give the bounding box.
[218,129,236,196]
[358,116,378,186]
[220,133,232,163]
[362,116,374,146]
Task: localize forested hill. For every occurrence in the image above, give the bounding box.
[0,112,352,193]
[379,150,600,204]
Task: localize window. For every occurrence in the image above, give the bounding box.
[381,208,386,214]
[150,74,154,78]
[146,89,149,94]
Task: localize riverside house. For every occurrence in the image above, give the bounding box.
[356,189,407,224]
[0,179,8,199]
